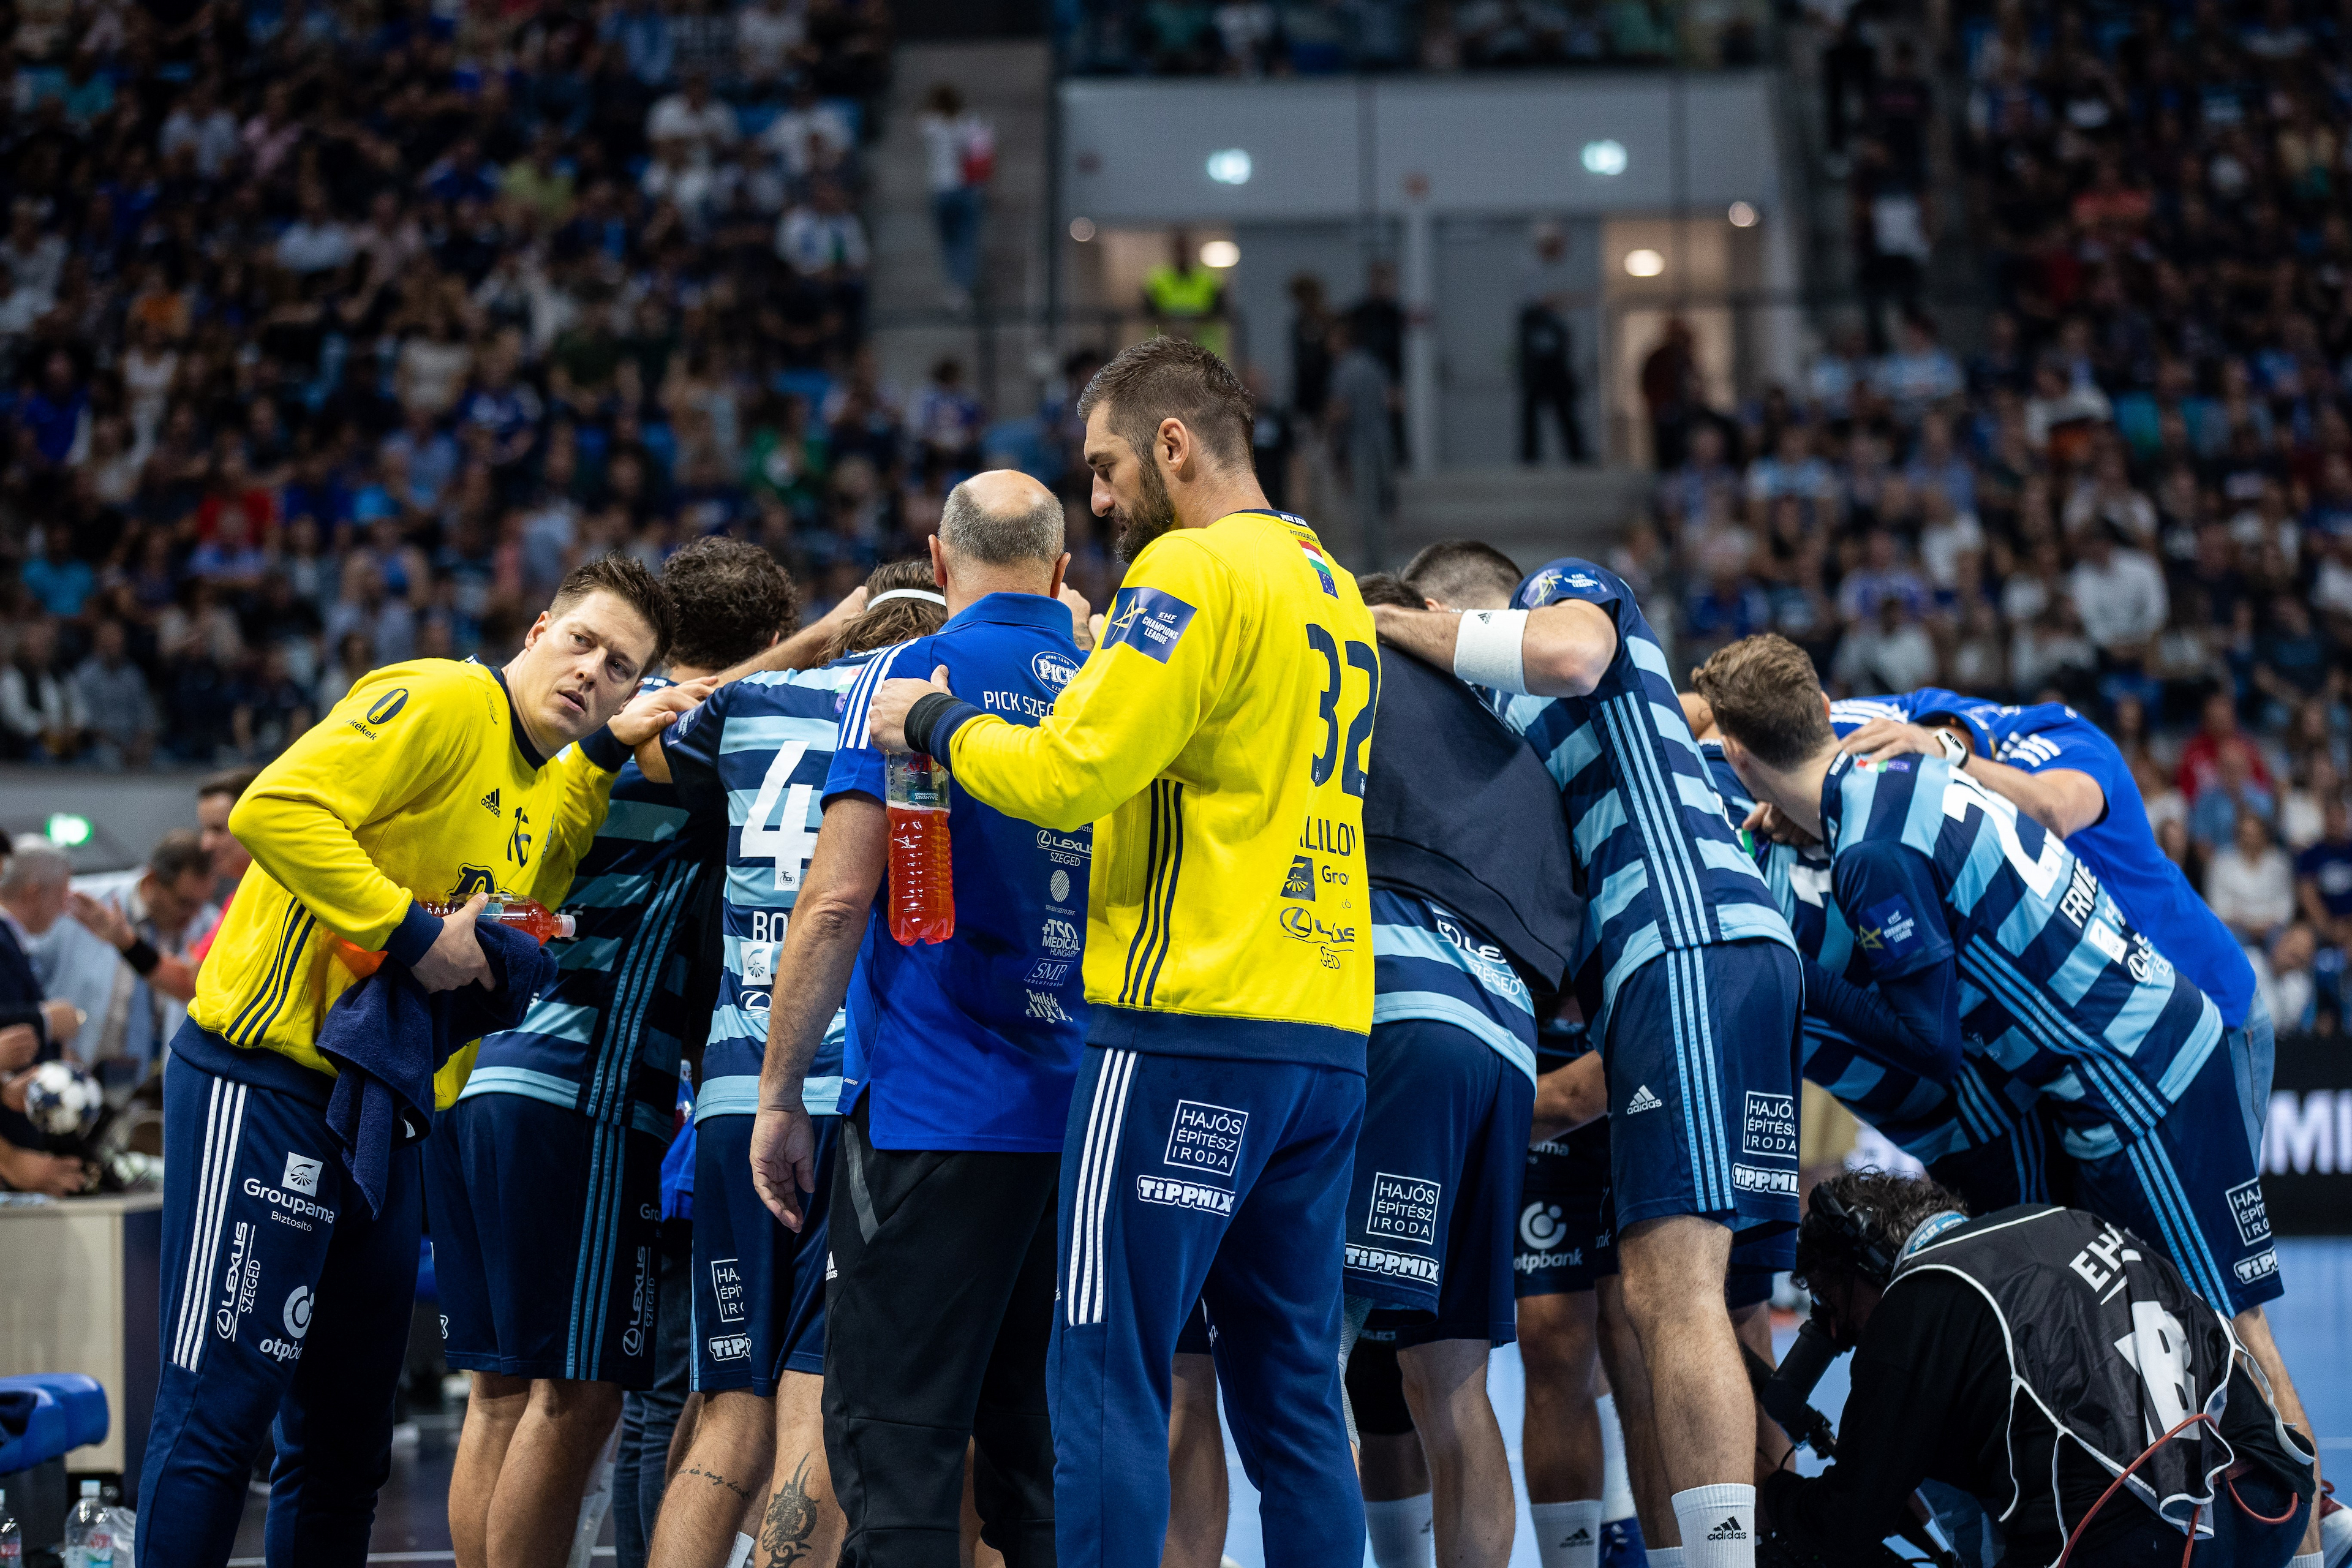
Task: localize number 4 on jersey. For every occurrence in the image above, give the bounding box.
[742,741,818,890]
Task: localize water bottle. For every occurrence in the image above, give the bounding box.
[66,1478,113,1566]
[333,896,578,976]
[886,752,956,945]
[0,1486,20,1567]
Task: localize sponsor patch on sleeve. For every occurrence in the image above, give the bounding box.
[1858,895,1921,962]
[1101,586,1198,663]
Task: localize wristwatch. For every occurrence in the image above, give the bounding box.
[1934,728,1971,767]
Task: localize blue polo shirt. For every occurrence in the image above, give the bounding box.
[824,592,1092,1152]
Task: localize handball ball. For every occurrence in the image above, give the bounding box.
[26,1060,101,1137]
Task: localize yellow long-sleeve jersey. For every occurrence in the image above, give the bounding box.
[187,658,619,1105]
[940,510,1377,1068]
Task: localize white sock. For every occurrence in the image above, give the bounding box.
[1598,1392,1636,1523]
[2289,1555,2321,1568]
[1645,1551,1685,1568]
[1532,1499,1604,1568]
[1365,1493,1434,1568]
[723,1533,755,1568]
[1672,1484,1755,1568]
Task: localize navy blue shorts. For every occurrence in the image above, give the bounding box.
[1343,1019,1531,1346]
[426,1092,664,1387]
[1514,1118,1612,1298]
[1176,1298,1212,1355]
[1603,941,1801,1234]
[2056,1031,2283,1317]
[1924,1114,2054,1216]
[1513,1117,1786,1307]
[690,1112,837,1395]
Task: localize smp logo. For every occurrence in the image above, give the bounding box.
[1031,652,1079,690]
[364,688,410,726]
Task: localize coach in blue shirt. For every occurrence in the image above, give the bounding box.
[748,469,1090,1568]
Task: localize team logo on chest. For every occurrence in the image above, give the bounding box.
[508,807,532,867]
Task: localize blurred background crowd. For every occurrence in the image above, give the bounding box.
[4,0,2352,1076]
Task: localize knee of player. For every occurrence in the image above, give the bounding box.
[534,1376,626,1423]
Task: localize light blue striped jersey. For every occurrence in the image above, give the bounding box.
[1699,740,2036,1164]
[1488,559,1794,1036]
[662,657,873,1122]
[1370,889,1539,1085]
[1820,750,2226,1153]
[464,680,717,1140]
[1831,689,2255,1027]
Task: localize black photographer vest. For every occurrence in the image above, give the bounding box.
[1361,649,1578,987]
[1888,1206,2242,1544]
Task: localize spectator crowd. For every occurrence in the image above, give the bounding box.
[0,0,978,769]
[1060,0,1767,75]
[1642,0,2352,1036]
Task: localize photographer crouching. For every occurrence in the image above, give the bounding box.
[1760,1172,2318,1567]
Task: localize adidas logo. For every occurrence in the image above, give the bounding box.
[1626,1085,1664,1114]
[1558,1526,1594,1546]
[1706,1516,1746,1541]
[480,789,502,815]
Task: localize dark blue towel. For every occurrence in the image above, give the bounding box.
[316,920,556,1216]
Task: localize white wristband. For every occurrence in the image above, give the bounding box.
[1452,609,1529,693]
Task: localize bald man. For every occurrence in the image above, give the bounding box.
[744,470,1090,1568]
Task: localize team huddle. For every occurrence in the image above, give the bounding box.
[130,337,2326,1568]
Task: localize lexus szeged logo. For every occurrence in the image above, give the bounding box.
[364,688,410,725]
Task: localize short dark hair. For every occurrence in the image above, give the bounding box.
[197,766,260,804]
[1793,1169,1968,1291]
[1402,540,1522,609]
[1354,570,1421,608]
[820,558,949,662]
[1077,336,1254,472]
[662,538,797,673]
[148,829,212,887]
[1690,635,1833,770]
[550,554,676,669]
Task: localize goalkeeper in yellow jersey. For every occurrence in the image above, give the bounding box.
[138,557,703,1568]
[867,338,1376,1568]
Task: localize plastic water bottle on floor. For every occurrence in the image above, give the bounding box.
[886,752,955,945]
[0,1486,21,1566]
[66,1478,114,1567]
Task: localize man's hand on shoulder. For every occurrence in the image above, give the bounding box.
[410,892,494,993]
[1839,718,1949,767]
[608,676,720,749]
[869,665,955,753]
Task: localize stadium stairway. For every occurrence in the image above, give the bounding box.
[867,39,1055,419]
[1389,466,1655,575]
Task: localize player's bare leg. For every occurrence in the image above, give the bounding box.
[1518,1291,1604,1504]
[1594,1273,1672,1547]
[450,1372,532,1568]
[1729,1305,1790,1479]
[480,1378,625,1568]
[2234,1305,2325,1555]
[755,1373,842,1568]
[1397,1340,1513,1568]
[1164,1352,1231,1568]
[1617,1216,1755,1558]
[650,1389,774,1567]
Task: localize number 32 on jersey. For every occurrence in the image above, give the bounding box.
[1304,627,1378,797]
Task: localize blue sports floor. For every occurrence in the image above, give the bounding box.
[1212,1237,2352,1568]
